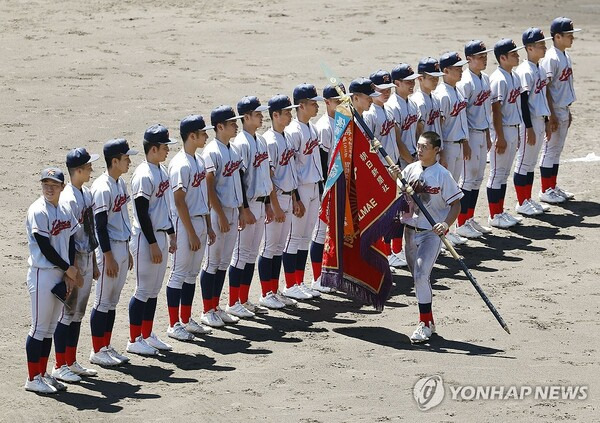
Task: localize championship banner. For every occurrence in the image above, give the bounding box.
[320,108,401,310]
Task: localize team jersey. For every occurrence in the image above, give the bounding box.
[363,103,400,165]
[202,138,244,209]
[131,161,173,235]
[387,93,419,155]
[435,82,469,141]
[489,67,523,126]
[91,172,132,242]
[26,196,79,268]
[264,128,299,193]
[457,69,492,130]
[515,60,551,118]
[540,46,576,107]
[232,130,273,200]
[401,161,463,230]
[168,149,209,218]
[315,113,336,165]
[412,90,444,142]
[60,183,98,253]
[285,119,323,185]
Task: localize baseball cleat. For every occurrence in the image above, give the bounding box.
[553,186,574,200]
[456,223,483,239]
[126,336,159,356]
[167,322,195,341]
[311,276,333,293]
[226,302,255,319]
[200,311,225,328]
[488,213,515,229]
[446,232,468,245]
[51,365,82,383]
[43,373,67,391]
[184,318,212,335]
[215,307,240,324]
[515,199,542,216]
[502,212,522,224]
[299,281,321,297]
[275,292,298,306]
[529,199,549,212]
[259,292,286,309]
[395,250,408,267]
[282,284,312,300]
[68,361,98,377]
[90,347,121,366]
[144,333,173,351]
[410,321,434,344]
[25,375,57,394]
[106,345,130,364]
[243,300,269,315]
[388,253,403,268]
[468,218,493,234]
[539,188,566,204]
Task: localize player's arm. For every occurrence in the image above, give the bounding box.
[94,210,119,277]
[394,125,414,164]
[134,197,162,264]
[540,57,559,133]
[433,198,461,236]
[33,233,78,281]
[174,189,200,251]
[491,101,507,154]
[206,171,229,233]
[238,169,255,228]
[520,91,535,145]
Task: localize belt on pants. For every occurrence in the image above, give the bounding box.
[255,196,269,203]
[502,124,520,127]
[470,128,487,132]
[280,190,293,195]
[405,224,430,233]
[192,214,208,218]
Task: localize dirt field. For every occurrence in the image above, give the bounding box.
[1,0,599,421]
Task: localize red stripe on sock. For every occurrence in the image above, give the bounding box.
[382,242,391,256]
[229,286,239,307]
[202,298,212,313]
[489,202,502,218]
[457,212,468,227]
[239,284,250,304]
[311,261,322,281]
[27,361,40,381]
[260,280,271,297]
[541,176,553,193]
[391,238,402,254]
[92,335,105,353]
[39,356,49,376]
[284,272,296,289]
[419,312,434,327]
[65,346,77,366]
[141,320,153,339]
[55,352,66,368]
[551,174,557,189]
[515,185,528,205]
[180,305,191,324]
[129,324,141,343]
[271,279,279,294]
[295,269,305,285]
[104,331,113,348]
[168,306,180,327]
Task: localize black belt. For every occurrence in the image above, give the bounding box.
[192,214,207,218]
[255,196,268,203]
[470,128,487,132]
[405,224,430,233]
[157,229,169,233]
[280,191,292,195]
[503,124,520,127]
[453,139,467,144]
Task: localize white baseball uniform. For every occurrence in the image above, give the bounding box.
[387,93,419,167]
[412,90,444,143]
[363,103,400,166]
[312,113,336,245]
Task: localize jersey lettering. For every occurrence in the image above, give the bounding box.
[558,67,572,82]
[279,148,295,166]
[113,194,128,212]
[507,88,520,104]
[302,138,319,156]
[380,119,395,136]
[156,180,170,198]
[426,109,440,126]
[534,78,548,94]
[401,114,418,131]
[252,151,269,168]
[50,219,71,236]
[449,100,468,117]
[191,171,206,187]
[473,90,491,106]
[422,185,440,195]
[223,159,243,177]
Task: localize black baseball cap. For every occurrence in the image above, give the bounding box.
[210,105,243,127]
[439,52,468,70]
[323,83,346,99]
[293,83,324,104]
[40,167,65,183]
[348,78,381,97]
[465,40,493,57]
[66,147,100,169]
[417,57,444,77]
[180,115,214,140]
[103,138,138,158]
[237,96,269,115]
[144,124,178,145]
[494,38,523,57]
[268,94,299,111]
[391,63,419,81]
[522,28,552,46]
[550,17,581,36]
[369,70,396,89]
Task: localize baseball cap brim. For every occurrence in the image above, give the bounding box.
[424,71,445,77]
[369,91,382,97]
[523,36,553,47]
[451,59,469,66]
[40,175,63,183]
[562,28,582,33]
[470,48,494,55]
[225,115,244,122]
[401,74,420,81]
[200,124,215,131]
[125,148,139,155]
[509,45,525,53]
[310,95,324,101]
[254,105,269,112]
[88,153,100,163]
[374,83,396,89]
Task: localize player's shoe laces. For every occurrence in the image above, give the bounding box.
[43,373,67,391]
[243,300,269,315]
[144,332,173,351]
[259,292,286,309]
[215,307,240,324]
[184,318,212,335]
[488,213,515,229]
[467,218,492,234]
[502,212,522,224]
[24,374,57,394]
[51,365,81,383]
[106,345,130,364]
[126,336,159,356]
[446,232,468,245]
[539,188,566,204]
[528,199,549,212]
[553,186,574,200]
[68,361,98,377]
[515,199,542,216]
[90,346,121,366]
[283,284,312,300]
[299,281,321,297]
[311,276,333,293]
[167,322,195,341]
[410,321,434,343]
[456,223,483,239]
[201,310,225,328]
[275,291,298,306]
[226,302,255,319]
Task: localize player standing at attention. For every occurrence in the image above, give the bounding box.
[165,115,215,342]
[414,57,444,143]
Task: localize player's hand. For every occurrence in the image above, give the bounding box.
[432,221,449,236]
[128,251,134,270]
[486,131,492,152]
[462,142,472,161]
[495,137,507,154]
[409,180,424,194]
[65,265,78,281]
[387,164,401,180]
[64,275,77,297]
[238,216,246,231]
[526,127,536,146]
[568,110,572,128]
[294,200,305,218]
[104,252,119,277]
[545,120,552,140]
[74,271,84,288]
[92,263,100,280]
[549,114,559,133]
[189,232,201,251]
[150,242,162,264]
[218,213,230,233]
[265,204,274,224]
[168,233,177,254]
[207,228,216,246]
[241,208,256,226]
[273,204,285,223]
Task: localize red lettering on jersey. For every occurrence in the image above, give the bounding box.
[473,90,491,106]
[78,206,92,224]
[422,185,440,194]
[279,148,295,166]
[50,219,71,236]
[401,114,418,131]
[191,171,206,187]
[426,109,440,126]
[252,151,269,168]
[302,138,319,156]
[223,160,242,177]
[449,100,468,117]
[113,194,128,212]
[507,88,520,104]
[380,119,395,136]
[534,78,548,94]
[156,180,170,198]
[558,67,572,82]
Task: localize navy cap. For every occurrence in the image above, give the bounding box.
[323,83,346,99]
[267,94,299,111]
[40,167,65,183]
[103,138,139,158]
[465,40,493,57]
[369,70,396,89]
[522,28,552,46]
[66,147,100,169]
[210,105,243,127]
[180,115,214,140]
[293,83,324,104]
[550,17,581,36]
[417,57,444,77]
[237,96,269,115]
[439,52,468,70]
[348,78,381,97]
[144,124,178,145]
[494,38,523,57]
[391,63,419,81]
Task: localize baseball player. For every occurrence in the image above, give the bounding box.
[538,17,581,203]
[199,105,247,327]
[165,115,215,342]
[400,132,463,343]
[414,57,444,143]
[227,96,273,318]
[282,83,324,300]
[89,138,137,366]
[487,39,525,228]
[258,94,303,309]
[455,41,495,238]
[51,148,101,384]
[127,124,178,356]
[25,168,80,393]
[513,28,553,215]
[434,52,471,245]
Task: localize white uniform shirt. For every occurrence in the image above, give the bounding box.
[363,103,400,165]
[401,161,463,230]
[540,46,576,107]
[489,67,523,126]
[412,90,444,142]
[315,113,336,165]
[27,196,79,268]
[516,60,551,118]
[457,69,492,130]
[168,149,209,218]
[285,119,323,185]
[60,183,98,253]
[387,93,419,155]
[202,138,244,209]
[91,172,132,242]
[435,82,469,141]
[131,161,173,235]
[232,130,273,200]
[264,128,299,193]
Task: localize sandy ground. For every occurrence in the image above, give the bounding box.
[1,0,599,421]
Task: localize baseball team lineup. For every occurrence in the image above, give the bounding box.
[24,15,580,396]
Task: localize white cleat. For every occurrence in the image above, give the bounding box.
[539,188,566,204]
[24,375,57,394]
[515,199,542,216]
[226,302,255,319]
[51,365,81,383]
[90,346,121,366]
[259,292,286,309]
[502,212,522,224]
[201,310,225,328]
[106,345,130,364]
[553,186,574,200]
[68,361,98,377]
[126,336,159,356]
[410,321,434,344]
[243,300,269,315]
[446,232,468,245]
[215,307,240,324]
[144,332,173,351]
[311,276,333,293]
[456,223,483,239]
[275,291,298,306]
[184,318,212,335]
[167,322,195,341]
[299,281,321,297]
[529,199,549,212]
[43,373,67,391]
[488,213,516,229]
[468,218,492,234]
[388,253,402,268]
[282,284,312,300]
[394,250,408,267]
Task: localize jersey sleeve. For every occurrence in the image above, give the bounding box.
[237,140,250,172]
[170,160,190,193]
[202,148,218,174]
[362,109,377,135]
[437,90,451,118]
[266,139,278,170]
[490,77,506,104]
[92,184,111,215]
[131,170,153,201]
[441,170,463,205]
[284,126,302,152]
[456,79,471,101]
[539,55,557,80]
[28,205,49,236]
[317,123,332,153]
[68,206,80,236]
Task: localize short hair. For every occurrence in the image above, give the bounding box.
[67,167,77,177]
[105,154,124,169]
[420,131,441,149]
[143,140,159,155]
[269,108,282,120]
